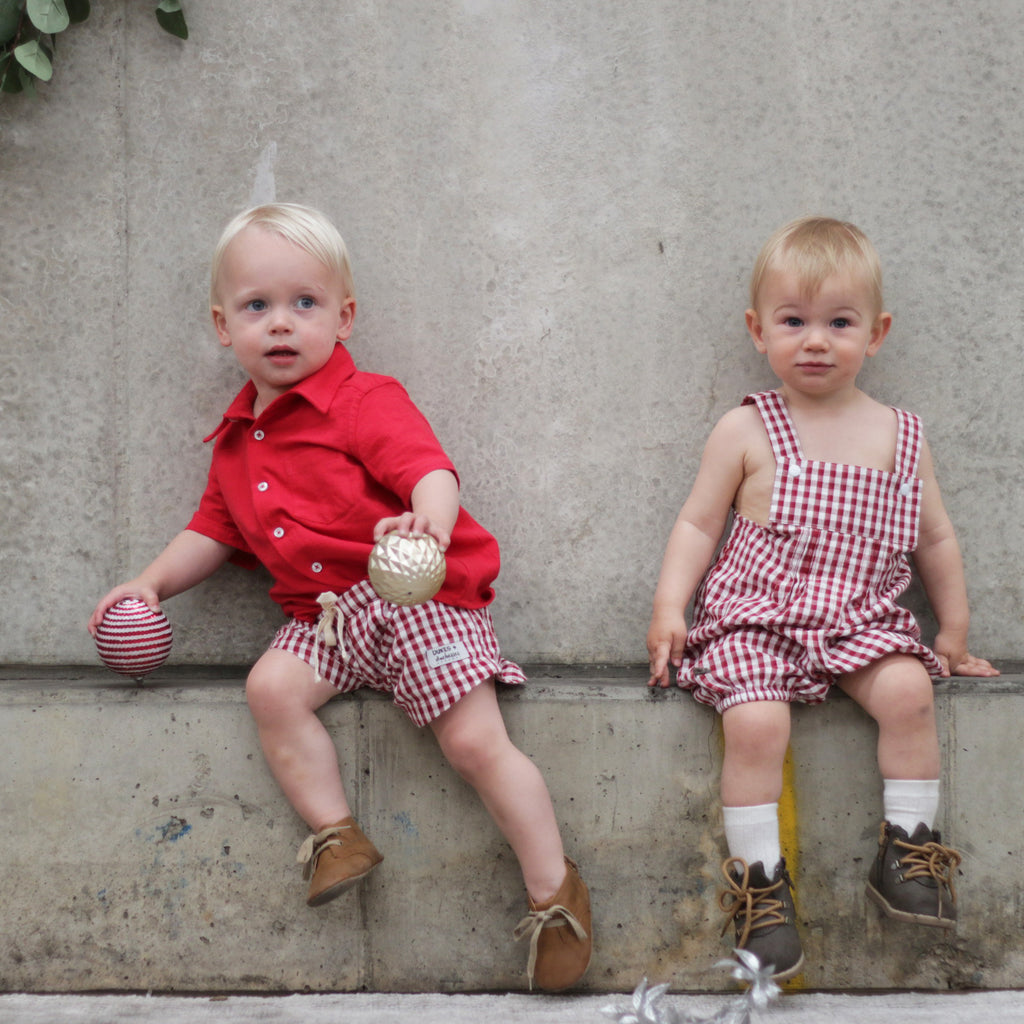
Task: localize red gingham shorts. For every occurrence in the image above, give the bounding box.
[269,580,526,727]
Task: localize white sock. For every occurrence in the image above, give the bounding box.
[883,778,940,833]
[723,803,781,873]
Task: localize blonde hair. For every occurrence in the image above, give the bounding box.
[749,216,883,313]
[210,203,355,306]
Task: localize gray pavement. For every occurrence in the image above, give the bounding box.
[2,990,1024,1023]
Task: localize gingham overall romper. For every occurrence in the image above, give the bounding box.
[678,390,943,713]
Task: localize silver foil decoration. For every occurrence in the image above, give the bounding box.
[367,532,446,606]
[600,951,780,1024]
[600,977,680,1024]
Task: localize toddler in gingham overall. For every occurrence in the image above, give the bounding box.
[89,203,590,992]
[647,216,997,979]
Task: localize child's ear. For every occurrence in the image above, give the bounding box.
[746,308,767,353]
[867,311,893,356]
[336,297,357,342]
[211,306,232,348]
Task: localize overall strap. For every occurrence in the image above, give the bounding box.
[892,408,923,479]
[743,391,805,463]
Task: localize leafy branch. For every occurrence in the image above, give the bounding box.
[1,0,187,97]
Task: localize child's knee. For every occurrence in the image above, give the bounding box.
[885,683,936,731]
[873,659,936,728]
[723,702,791,761]
[246,669,283,721]
[439,724,510,782]
[246,654,307,721]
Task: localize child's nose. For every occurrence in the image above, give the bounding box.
[268,307,293,332]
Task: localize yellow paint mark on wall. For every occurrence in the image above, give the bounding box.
[779,745,799,878]
[778,745,805,990]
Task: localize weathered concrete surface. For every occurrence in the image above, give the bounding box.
[4,990,1024,1024]
[2,666,1022,993]
[2,2,1024,669]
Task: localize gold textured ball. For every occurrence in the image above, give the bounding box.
[367,533,447,606]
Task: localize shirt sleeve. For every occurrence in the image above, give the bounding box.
[347,380,459,502]
[186,457,261,570]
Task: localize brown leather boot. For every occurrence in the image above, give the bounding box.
[513,857,592,991]
[866,821,960,928]
[719,857,804,981]
[296,817,383,907]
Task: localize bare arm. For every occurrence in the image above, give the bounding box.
[912,440,998,677]
[646,410,751,687]
[372,469,460,551]
[646,516,723,687]
[88,530,234,635]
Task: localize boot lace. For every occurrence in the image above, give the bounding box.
[513,903,588,989]
[718,857,790,947]
[890,826,962,903]
[296,822,353,880]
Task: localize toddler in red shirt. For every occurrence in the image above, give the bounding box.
[89,203,590,992]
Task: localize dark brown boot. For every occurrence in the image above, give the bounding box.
[513,857,592,991]
[719,857,804,981]
[297,817,383,907]
[866,821,959,928]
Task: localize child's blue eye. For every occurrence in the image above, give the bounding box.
[831,317,850,329]
[246,299,267,312]
[296,296,316,310]
[784,316,803,328]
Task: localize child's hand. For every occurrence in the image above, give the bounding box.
[950,652,999,676]
[373,512,451,552]
[646,609,688,688]
[937,650,1000,678]
[934,631,1000,678]
[88,581,162,637]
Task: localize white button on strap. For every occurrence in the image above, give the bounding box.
[899,483,912,497]
[790,462,802,477]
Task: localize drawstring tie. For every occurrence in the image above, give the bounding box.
[312,591,347,682]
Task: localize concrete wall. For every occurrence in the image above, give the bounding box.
[3,666,1024,993]
[2,1,1023,666]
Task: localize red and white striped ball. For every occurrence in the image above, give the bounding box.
[95,599,173,679]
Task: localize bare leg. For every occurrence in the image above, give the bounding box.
[430,680,566,904]
[246,648,351,830]
[720,700,791,806]
[838,654,940,779]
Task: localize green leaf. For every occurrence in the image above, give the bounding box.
[0,0,21,45]
[27,0,70,35]
[0,62,31,94]
[155,0,187,40]
[66,0,90,25]
[1,57,24,93]
[14,38,53,80]
[19,63,36,94]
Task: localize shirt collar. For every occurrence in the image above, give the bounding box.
[204,344,358,442]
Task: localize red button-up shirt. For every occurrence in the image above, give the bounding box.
[187,344,500,620]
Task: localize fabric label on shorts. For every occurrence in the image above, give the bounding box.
[426,641,470,668]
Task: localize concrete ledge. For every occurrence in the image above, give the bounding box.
[2,664,1023,993]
